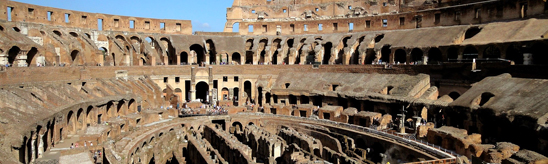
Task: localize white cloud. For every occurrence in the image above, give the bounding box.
[202,23,210,28]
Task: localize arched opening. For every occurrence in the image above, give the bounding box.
[288,95,297,104]
[284,39,294,64]
[190,44,205,65]
[221,88,229,100]
[160,38,176,65]
[351,36,366,65]
[231,122,243,133]
[265,92,271,105]
[70,50,82,66]
[323,42,333,64]
[7,46,20,66]
[305,46,315,64]
[411,48,423,63]
[232,22,240,32]
[447,47,459,60]
[301,95,309,104]
[336,37,351,64]
[259,39,268,64]
[196,82,209,103]
[12,27,20,32]
[99,47,110,66]
[76,108,84,130]
[69,32,78,37]
[26,47,38,66]
[246,39,254,51]
[232,52,241,65]
[483,45,501,59]
[244,81,252,103]
[233,87,239,106]
[0,25,4,31]
[463,46,478,59]
[206,39,217,65]
[428,48,443,64]
[506,45,523,64]
[448,92,460,100]
[476,92,495,106]
[394,49,407,64]
[464,27,482,39]
[272,39,282,65]
[174,88,183,103]
[67,111,74,134]
[180,52,188,65]
[531,42,548,65]
[53,30,62,37]
[381,45,391,63]
[374,34,385,43]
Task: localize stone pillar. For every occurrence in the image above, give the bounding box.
[0,51,7,65]
[151,56,156,66]
[38,133,44,158]
[261,92,266,106]
[315,45,323,63]
[227,53,232,65]
[176,55,181,66]
[288,48,296,65]
[265,46,272,64]
[191,67,196,100]
[457,47,464,60]
[17,50,29,67]
[300,45,310,65]
[31,137,36,162]
[208,66,215,105]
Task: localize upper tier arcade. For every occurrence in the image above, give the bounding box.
[225,0,548,35]
[0,0,192,34]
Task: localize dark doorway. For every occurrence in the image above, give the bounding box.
[190,44,205,64]
[323,42,332,64]
[196,82,209,103]
[394,49,406,64]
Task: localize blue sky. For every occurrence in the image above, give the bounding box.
[13,0,234,32]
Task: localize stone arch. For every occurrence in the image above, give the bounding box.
[245,38,254,51]
[463,46,478,59]
[244,81,252,103]
[506,44,523,64]
[128,99,136,113]
[483,44,501,59]
[26,47,39,67]
[394,49,407,64]
[67,110,75,134]
[70,50,83,66]
[232,121,243,133]
[160,38,176,65]
[259,39,268,64]
[180,51,188,65]
[323,42,333,64]
[69,32,78,37]
[428,47,443,63]
[190,44,205,65]
[232,52,241,65]
[196,82,209,103]
[447,46,459,60]
[86,106,94,124]
[174,88,183,103]
[448,91,461,100]
[206,39,217,64]
[411,48,423,63]
[117,100,126,115]
[289,94,297,104]
[53,30,63,38]
[76,108,84,131]
[7,46,20,66]
[380,45,391,63]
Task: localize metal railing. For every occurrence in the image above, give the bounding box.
[238,112,460,160]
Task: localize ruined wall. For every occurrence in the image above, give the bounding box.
[0,0,192,34]
[226,0,548,35]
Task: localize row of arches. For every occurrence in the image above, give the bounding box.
[377,42,548,65]
[18,99,137,163]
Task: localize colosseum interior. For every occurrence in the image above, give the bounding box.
[1,0,548,163]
